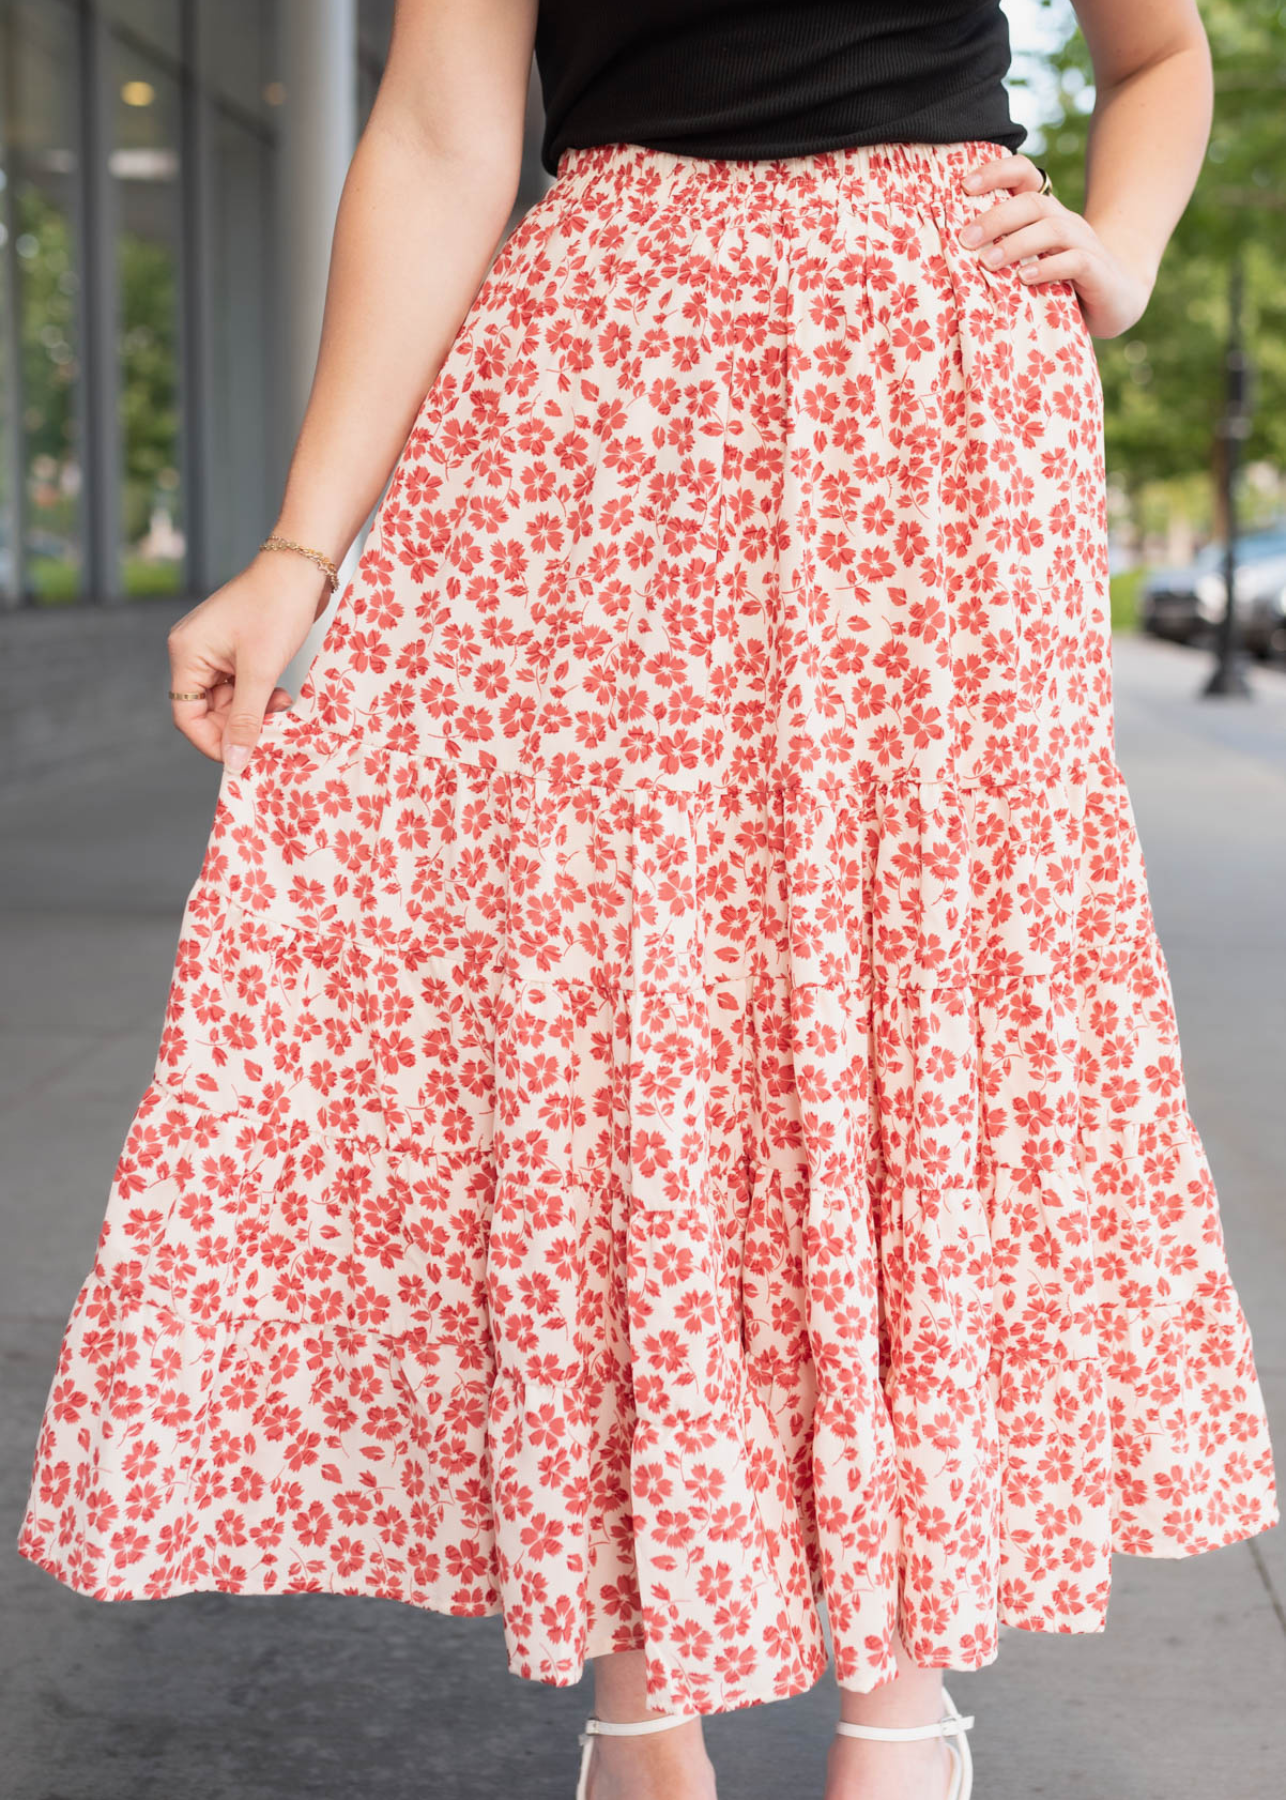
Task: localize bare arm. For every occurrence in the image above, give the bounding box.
[958,0,1213,339]
[1072,0,1213,291]
[169,0,538,770]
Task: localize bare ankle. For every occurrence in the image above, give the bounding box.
[825,1733,954,1800]
[584,1723,716,1800]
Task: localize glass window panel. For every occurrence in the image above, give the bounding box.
[112,33,184,597]
[358,0,393,130]
[2,0,84,604]
[206,107,274,583]
[357,53,380,135]
[0,29,14,604]
[101,0,179,61]
[199,0,279,122]
[358,0,395,65]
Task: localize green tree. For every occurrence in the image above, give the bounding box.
[12,186,184,596]
[118,228,182,556]
[17,189,79,502]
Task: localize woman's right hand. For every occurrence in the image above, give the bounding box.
[167,549,335,771]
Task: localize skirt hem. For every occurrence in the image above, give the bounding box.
[18,1498,1279,1713]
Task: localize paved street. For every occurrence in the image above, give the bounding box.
[2,632,1283,1799]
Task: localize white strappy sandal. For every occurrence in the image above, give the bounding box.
[834,1687,974,1800]
[575,1711,698,1800]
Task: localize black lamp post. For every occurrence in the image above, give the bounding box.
[1203,251,1253,698]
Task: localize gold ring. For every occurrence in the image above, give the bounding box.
[169,689,209,702]
[1037,166,1054,197]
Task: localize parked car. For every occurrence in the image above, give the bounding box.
[1140,540,1224,643]
[1140,526,1286,656]
[1231,534,1286,659]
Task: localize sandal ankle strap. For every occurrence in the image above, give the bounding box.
[835,1691,974,1743]
[575,1712,700,1800]
[579,1712,697,1741]
[835,1714,973,1741]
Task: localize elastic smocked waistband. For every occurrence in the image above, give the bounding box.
[552,137,1022,215]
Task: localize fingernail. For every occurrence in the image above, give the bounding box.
[960,224,980,246]
[224,743,251,776]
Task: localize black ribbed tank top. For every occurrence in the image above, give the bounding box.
[534,1,1026,178]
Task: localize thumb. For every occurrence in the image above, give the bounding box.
[221,664,279,775]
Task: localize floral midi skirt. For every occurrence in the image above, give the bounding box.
[20,139,1278,1716]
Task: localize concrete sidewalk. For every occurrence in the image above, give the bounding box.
[2,634,1283,1799]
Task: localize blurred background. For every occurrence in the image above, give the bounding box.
[1,3,1283,1797]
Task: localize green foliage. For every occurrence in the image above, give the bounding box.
[16,188,79,473]
[121,554,183,597]
[29,554,184,602]
[117,229,182,551]
[26,555,81,603]
[13,182,185,594]
[1109,566,1144,633]
[1029,0,1286,490]
[15,184,81,590]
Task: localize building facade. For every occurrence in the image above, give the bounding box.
[0,0,547,612]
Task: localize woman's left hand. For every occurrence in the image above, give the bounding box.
[959,152,1153,340]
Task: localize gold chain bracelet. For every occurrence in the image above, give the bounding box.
[259,534,340,591]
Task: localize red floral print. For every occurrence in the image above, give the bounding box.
[19,139,1277,1717]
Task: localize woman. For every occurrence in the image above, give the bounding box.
[19,3,1277,1798]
